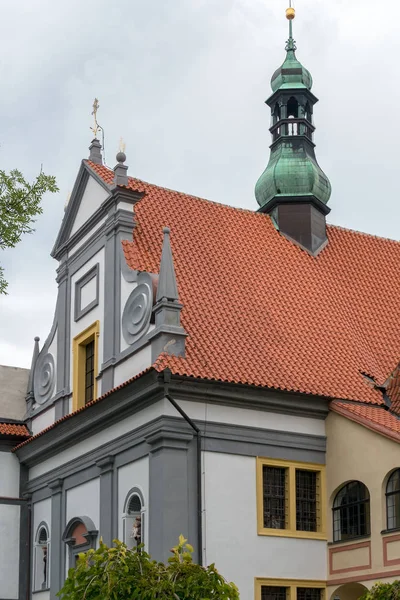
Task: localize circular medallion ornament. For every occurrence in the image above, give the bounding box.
[122,280,152,345]
[34,353,55,405]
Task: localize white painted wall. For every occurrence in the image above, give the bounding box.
[33,498,52,538]
[32,592,50,600]
[0,452,20,497]
[66,479,100,530]
[117,201,135,214]
[80,276,97,311]
[31,406,56,436]
[117,457,149,545]
[29,401,164,480]
[70,216,107,255]
[69,248,105,392]
[203,452,326,600]
[70,177,109,236]
[0,504,20,599]
[163,398,325,436]
[114,344,152,387]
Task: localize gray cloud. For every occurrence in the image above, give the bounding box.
[0,0,398,367]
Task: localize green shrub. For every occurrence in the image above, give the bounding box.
[58,534,239,599]
[360,581,400,599]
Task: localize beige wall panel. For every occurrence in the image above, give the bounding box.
[326,411,400,579]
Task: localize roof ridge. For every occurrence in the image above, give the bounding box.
[85,160,268,217]
[327,222,400,245]
[88,161,400,243]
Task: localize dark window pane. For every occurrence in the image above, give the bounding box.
[296,470,317,532]
[128,494,142,514]
[261,587,288,600]
[297,588,321,600]
[387,470,400,494]
[84,341,95,405]
[386,470,400,530]
[263,466,286,529]
[333,481,370,541]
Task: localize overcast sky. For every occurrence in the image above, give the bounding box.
[0,0,398,369]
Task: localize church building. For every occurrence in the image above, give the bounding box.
[2,7,400,600]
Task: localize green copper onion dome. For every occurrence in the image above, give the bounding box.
[271,34,313,92]
[255,141,332,208]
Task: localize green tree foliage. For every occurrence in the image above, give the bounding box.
[58,535,239,600]
[0,168,58,293]
[360,581,400,599]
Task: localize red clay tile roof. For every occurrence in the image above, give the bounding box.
[331,401,400,443]
[88,160,400,405]
[0,422,30,437]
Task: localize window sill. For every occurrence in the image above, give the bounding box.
[258,529,326,541]
[33,589,50,594]
[381,527,400,535]
[328,534,371,546]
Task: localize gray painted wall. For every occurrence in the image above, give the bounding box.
[0,365,29,420]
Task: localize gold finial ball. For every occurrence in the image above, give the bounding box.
[286,7,295,19]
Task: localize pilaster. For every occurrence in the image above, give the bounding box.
[48,478,63,600]
[146,428,197,562]
[96,456,115,546]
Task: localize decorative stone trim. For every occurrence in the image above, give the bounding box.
[74,263,99,322]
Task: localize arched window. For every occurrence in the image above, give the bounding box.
[62,516,98,568]
[123,488,146,549]
[386,469,400,530]
[34,523,50,591]
[287,96,299,118]
[333,481,370,542]
[273,103,280,124]
[305,102,312,122]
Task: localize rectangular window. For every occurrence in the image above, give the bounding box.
[263,466,287,529]
[261,586,288,600]
[72,321,99,411]
[85,340,95,404]
[257,458,326,539]
[256,580,325,600]
[296,470,317,532]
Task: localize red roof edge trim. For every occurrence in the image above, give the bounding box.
[330,401,400,444]
[12,366,155,452]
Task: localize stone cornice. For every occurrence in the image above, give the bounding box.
[167,374,330,419]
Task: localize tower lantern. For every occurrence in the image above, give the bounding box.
[255,5,332,256]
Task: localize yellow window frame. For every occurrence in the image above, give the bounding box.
[256,457,326,540]
[72,320,100,411]
[255,578,326,600]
